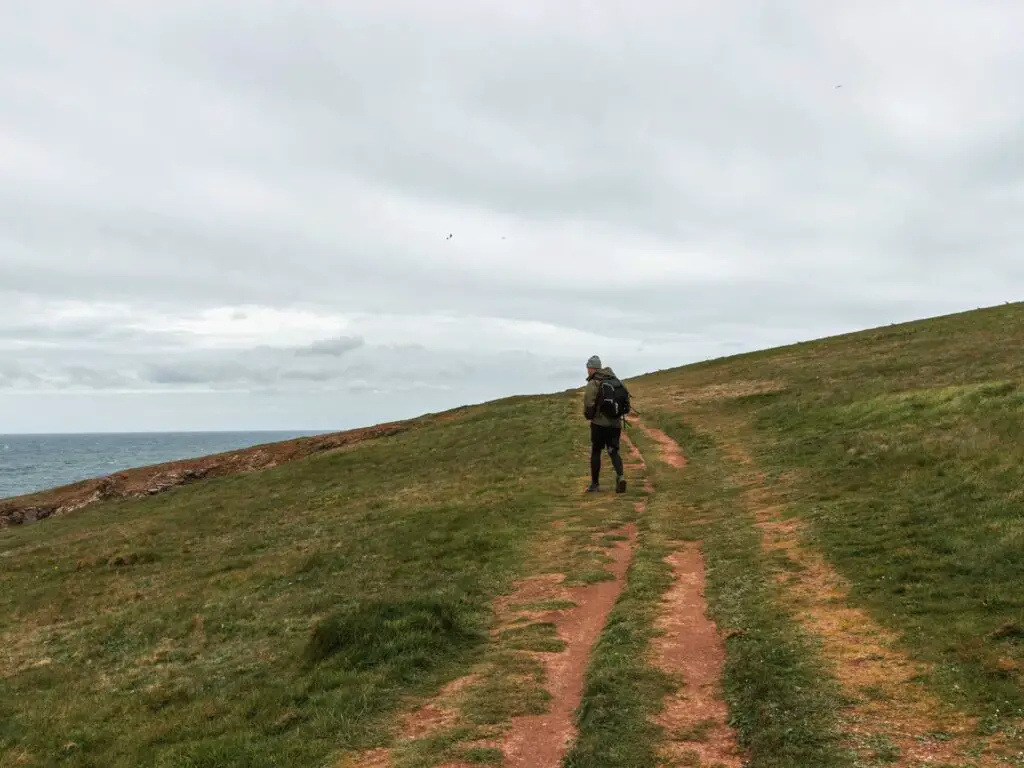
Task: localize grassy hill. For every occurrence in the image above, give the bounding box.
[3,302,1024,767]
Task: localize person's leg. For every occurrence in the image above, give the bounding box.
[606,426,626,492]
[589,423,605,489]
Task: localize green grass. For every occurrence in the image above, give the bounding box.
[510,599,578,612]
[389,725,486,768]
[561,522,676,768]
[459,745,504,763]
[0,396,590,767]
[564,411,852,767]
[633,301,1024,750]
[7,300,1024,766]
[456,650,550,726]
[747,381,1024,720]
[674,718,717,742]
[499,622,567,652]
[385,432,647,766]
[304,596,482,668]
[859,733,900,763]
[629,414,854,768]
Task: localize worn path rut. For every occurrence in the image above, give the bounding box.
[632,420,744,767]
[721,428,1015,766]
[499,525,637,767]
[348,420,744,767]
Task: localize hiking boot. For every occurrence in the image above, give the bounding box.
[616,476,627,494]
[585,483,601,493]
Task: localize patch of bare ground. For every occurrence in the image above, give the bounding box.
[636,417,1015,764]
[500,523,637,768]
[633,420,687,468]
[629,422,743,765]
[622,431,654,495]
[736,458,1011,765]
[493,573,570,630]
[344,427,650,767]
[4,747,35,767]
[340,748,392,768]
[654,545,745,767]
[342,524,638,768]
[397,675,479,741]
[337,673,486,767]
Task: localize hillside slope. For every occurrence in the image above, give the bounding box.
[0,421,417,526]
[2,395,620,767]
[628,301,1024,765]
[4,301,1024,768]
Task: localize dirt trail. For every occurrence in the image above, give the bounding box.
[396,675,478,741]
[499,524,637,767]
[754,497,1006,766]
[725,437,1011,766]
[632,423,743,766]
[653,545,744,767]
[622,432,654,497]
[347,423,735,768]
[345,463,642,767]
[632,420,686,468]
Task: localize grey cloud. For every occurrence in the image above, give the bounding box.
[3,3,1018,301]
[383,343,427,353]
[3,1,1024,431]
[294,335,364,357]
[145,357,286,388]
[0,359,133,391]
[145,363,237,386]
[58,366,136,390]
[0,318,190,352]
[116,340,511,392]
[281,369,339,383]
[0,362,42,389]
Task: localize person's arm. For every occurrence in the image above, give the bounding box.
[583,379,598,420]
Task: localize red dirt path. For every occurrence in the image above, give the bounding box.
[500,523,637,768]
[654,546,744,766]
[631,421,743,764]
[633,420,687,468]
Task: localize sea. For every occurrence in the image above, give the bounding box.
[0,431,323,500]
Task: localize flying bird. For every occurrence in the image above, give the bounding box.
[446,233,453,240]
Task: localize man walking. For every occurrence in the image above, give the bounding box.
[583,355,627,493]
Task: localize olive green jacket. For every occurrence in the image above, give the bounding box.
[583,367,622,428]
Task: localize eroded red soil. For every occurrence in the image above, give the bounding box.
[500,524,637,768]
[0,419,422,528]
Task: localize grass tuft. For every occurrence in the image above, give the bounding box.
[305,597,483,671]
[675,718,717,742]
[498,622,566,653]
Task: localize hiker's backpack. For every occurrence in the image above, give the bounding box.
[597,377,631,419]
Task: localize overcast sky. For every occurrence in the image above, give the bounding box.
[3,1,1023,433]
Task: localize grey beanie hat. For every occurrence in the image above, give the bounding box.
[586,355,602,369]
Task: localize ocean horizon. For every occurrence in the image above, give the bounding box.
[0,430,327,500]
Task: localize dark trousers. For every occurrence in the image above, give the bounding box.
[590,423,624,485]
